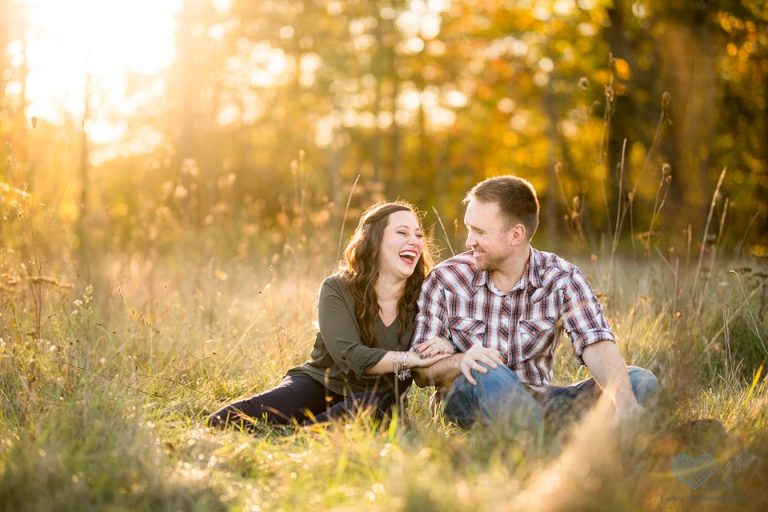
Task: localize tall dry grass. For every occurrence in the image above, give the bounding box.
[1,87,766,511]
[0,211,766,510]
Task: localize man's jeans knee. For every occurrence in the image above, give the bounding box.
[443,364,543,430]
[544,365,659,425]
[627,366,659,406]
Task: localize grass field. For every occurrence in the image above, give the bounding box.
[1,229,767,511]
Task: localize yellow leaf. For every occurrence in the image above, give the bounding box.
[614,58,631,80]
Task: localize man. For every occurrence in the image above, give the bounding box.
[411,176,657,430]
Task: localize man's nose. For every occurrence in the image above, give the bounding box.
[466,233,476,248]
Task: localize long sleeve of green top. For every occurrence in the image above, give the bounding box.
[316,276,389,377]
[286,275,413,397]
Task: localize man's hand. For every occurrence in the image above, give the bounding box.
[408,351,452,368]
[412,354,462,388]
[615,400,643,423]
[612,389,643,425]
[414,337,456,357]
[460,345,503,385]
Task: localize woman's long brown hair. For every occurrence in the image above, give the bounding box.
[338,201,433,347]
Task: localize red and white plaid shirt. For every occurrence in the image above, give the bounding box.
[411,248,615,392]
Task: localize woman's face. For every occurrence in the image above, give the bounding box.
[377,210,424,281]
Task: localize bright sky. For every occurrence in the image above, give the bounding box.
[16,0,180,140]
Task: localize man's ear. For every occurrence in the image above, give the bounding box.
[509,223,527,245]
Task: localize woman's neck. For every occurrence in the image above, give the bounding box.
[375,273,406,304]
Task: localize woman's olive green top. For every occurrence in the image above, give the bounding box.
[287,274,413,398]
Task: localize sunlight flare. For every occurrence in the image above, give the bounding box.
[23,0,178,121]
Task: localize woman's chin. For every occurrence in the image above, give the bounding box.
[380,266,414,281]
[397,265,417,279]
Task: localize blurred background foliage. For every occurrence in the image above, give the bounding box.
[0,0,767,269]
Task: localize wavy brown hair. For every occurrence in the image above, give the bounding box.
[338,201,433,347]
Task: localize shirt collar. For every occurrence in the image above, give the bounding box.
[472,266,488,288]
[527,247,543,289]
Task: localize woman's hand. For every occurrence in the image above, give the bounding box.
[414,337,456,357]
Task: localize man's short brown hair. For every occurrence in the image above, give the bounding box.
[463,176,540,238]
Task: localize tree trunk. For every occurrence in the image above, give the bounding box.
[77,71,92,279]
[543,89,560,243]
[658,22,718,234]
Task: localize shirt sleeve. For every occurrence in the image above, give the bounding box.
[410,271,451,349]
[317,278,389,378]
[559,267,616,366]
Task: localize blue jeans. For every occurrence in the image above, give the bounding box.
[442,364,658,430]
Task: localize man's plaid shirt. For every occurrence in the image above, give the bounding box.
[411,248,616,392]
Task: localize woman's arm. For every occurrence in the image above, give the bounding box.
[317,278,388,378]
[364,350,450,375]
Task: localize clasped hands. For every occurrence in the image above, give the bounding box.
[414,338,503,385]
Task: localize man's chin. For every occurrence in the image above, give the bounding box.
[470,257,486,271]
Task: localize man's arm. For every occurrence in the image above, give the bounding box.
[581,341,641,418]
[560,267,641,419]
[412,352,463,388]
[410,271,452,354]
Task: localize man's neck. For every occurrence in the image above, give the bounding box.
[489,245,531,293]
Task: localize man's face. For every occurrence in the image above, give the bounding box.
[463,199,514,272]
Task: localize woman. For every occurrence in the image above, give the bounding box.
[208,201,450,430]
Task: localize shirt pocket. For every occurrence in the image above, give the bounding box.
[517,317,556,359]
[448,316,486,350]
